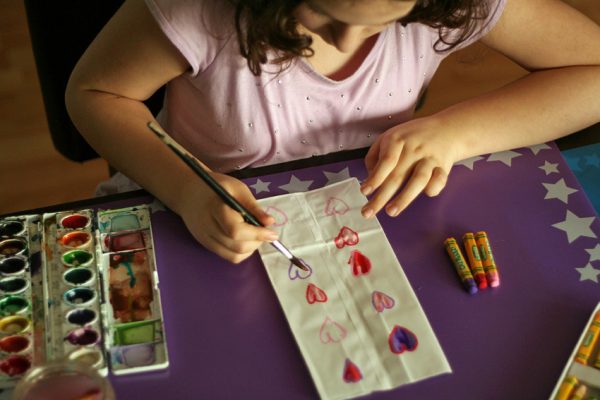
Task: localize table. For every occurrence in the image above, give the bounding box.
[4,138,600,399]
[102,141,599,399]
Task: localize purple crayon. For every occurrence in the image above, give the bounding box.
[444,238,478,295]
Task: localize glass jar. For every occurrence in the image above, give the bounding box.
[12,360,115,400]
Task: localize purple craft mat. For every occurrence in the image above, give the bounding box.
[108,142,600,399]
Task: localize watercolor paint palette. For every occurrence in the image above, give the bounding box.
[551,302,600,399]
[0,205,168,388]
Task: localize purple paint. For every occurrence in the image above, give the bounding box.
[288,259,312,280]
[64,327,99,346]
[388,325,419,354]
[66,308,97,326]
[112,344,156,367]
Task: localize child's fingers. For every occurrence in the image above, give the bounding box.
[364,137,381,174]
[423,166,449,197]
[203,233,256,264]
[360,144,403,197]
[213,207,279,243]
[383,159,437,217]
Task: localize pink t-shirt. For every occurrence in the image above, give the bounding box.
[143,0,506,174]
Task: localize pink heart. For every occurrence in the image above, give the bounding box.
[347,250,371,276]
[372,291,395,313]
[324,197,350,216]
[288,260,312,280]
[342,359,362,383]
[334,226,359,249]
[263,206,288,227]
[306,283,328,304]
[319,317,347,344]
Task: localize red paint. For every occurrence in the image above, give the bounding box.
[347,250,372,276]
[324,197,350,216]
[306,283,328,304]
[60,214,89,229]
[334,226,359,249]
[342,359,362,383]
[372,291,395,313]
[0,355,30,376]
[319,317,347,344]
[0,335,29,353]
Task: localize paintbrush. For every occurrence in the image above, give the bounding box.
[147,121,309,271]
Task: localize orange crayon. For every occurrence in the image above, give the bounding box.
[569,384,587,400]
[462,233,487,290]
[475,231,500,288]
[575,312,600,365]
[555,376,577,400]
[444,238,478,295]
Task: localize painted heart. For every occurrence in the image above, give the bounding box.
[324,197,350,216]
[319,317,347,344]
[334,226,359,249]
[372,291,395,313]
[306,283,328,304]
[263,206,288,227]
[347,250,371,276]
[288,260,312,280]
[388,325,419,354]
[342,359,362,383]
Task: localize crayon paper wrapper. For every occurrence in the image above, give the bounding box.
[257,178,451,400]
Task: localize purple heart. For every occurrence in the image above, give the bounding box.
[288,260,312,280]
[388,325,418,354]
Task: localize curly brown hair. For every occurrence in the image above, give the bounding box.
[230,0,491,76]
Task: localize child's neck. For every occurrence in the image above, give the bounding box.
[304,33,379,81]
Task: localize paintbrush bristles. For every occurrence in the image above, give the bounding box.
[291,257,309,271]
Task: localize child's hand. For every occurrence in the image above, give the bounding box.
[178,172,278,264]
[360,117,460,218]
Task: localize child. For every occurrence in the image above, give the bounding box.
[65,0,600,263]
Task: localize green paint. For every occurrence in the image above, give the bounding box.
[114,320,157,345]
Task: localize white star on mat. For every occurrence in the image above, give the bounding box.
[487,150,522,167]
[250,178,271,194]
[552,210,597,243]
[539,161,559,175]
[584,154,600,168]
[576,263,600,283]
[586,244,600,262]
[526,143,551,155]
[455,156,484,170]
[279,175,313,193]
[149,198,166,213]
[542,178,578,204]
[324,167,351,185]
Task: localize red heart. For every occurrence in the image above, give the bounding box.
[342,359,362,383]
[372,291,395,313]
[334,226,359,249]
[347,250,371,276]
[324,197,349,216]
[306,283,328,304]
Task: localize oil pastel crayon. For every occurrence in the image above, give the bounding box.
[569,384,587,400]
[555,376,577,400]
[475,231,500,288]
[462,233,487,290]
[576,311,600,365]
[444,238,478,295]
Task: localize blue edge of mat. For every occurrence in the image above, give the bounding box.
[562,142,600,216]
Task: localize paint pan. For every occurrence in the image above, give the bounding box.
[0,238,27,257]
[63,288,96,307]
[0,296,29,315]
[67,348,104,369]
[0,335,30,353]
[65,308,97,326]
[106,231,145,252]
[0,277,29,294]
[61,250,93,268]
[0,316,30,335]
[64,327,99,346]
[60,231,92,249]
[63,268,94,287]
[0,221,25,238]
[59,214,90,230]
[0,256,28,276]
[0,355,31,376]
[112,343,155,367]
[107,214,140,232]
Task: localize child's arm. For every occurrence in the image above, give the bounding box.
[66,0,277,263]
[361,0,600,219]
